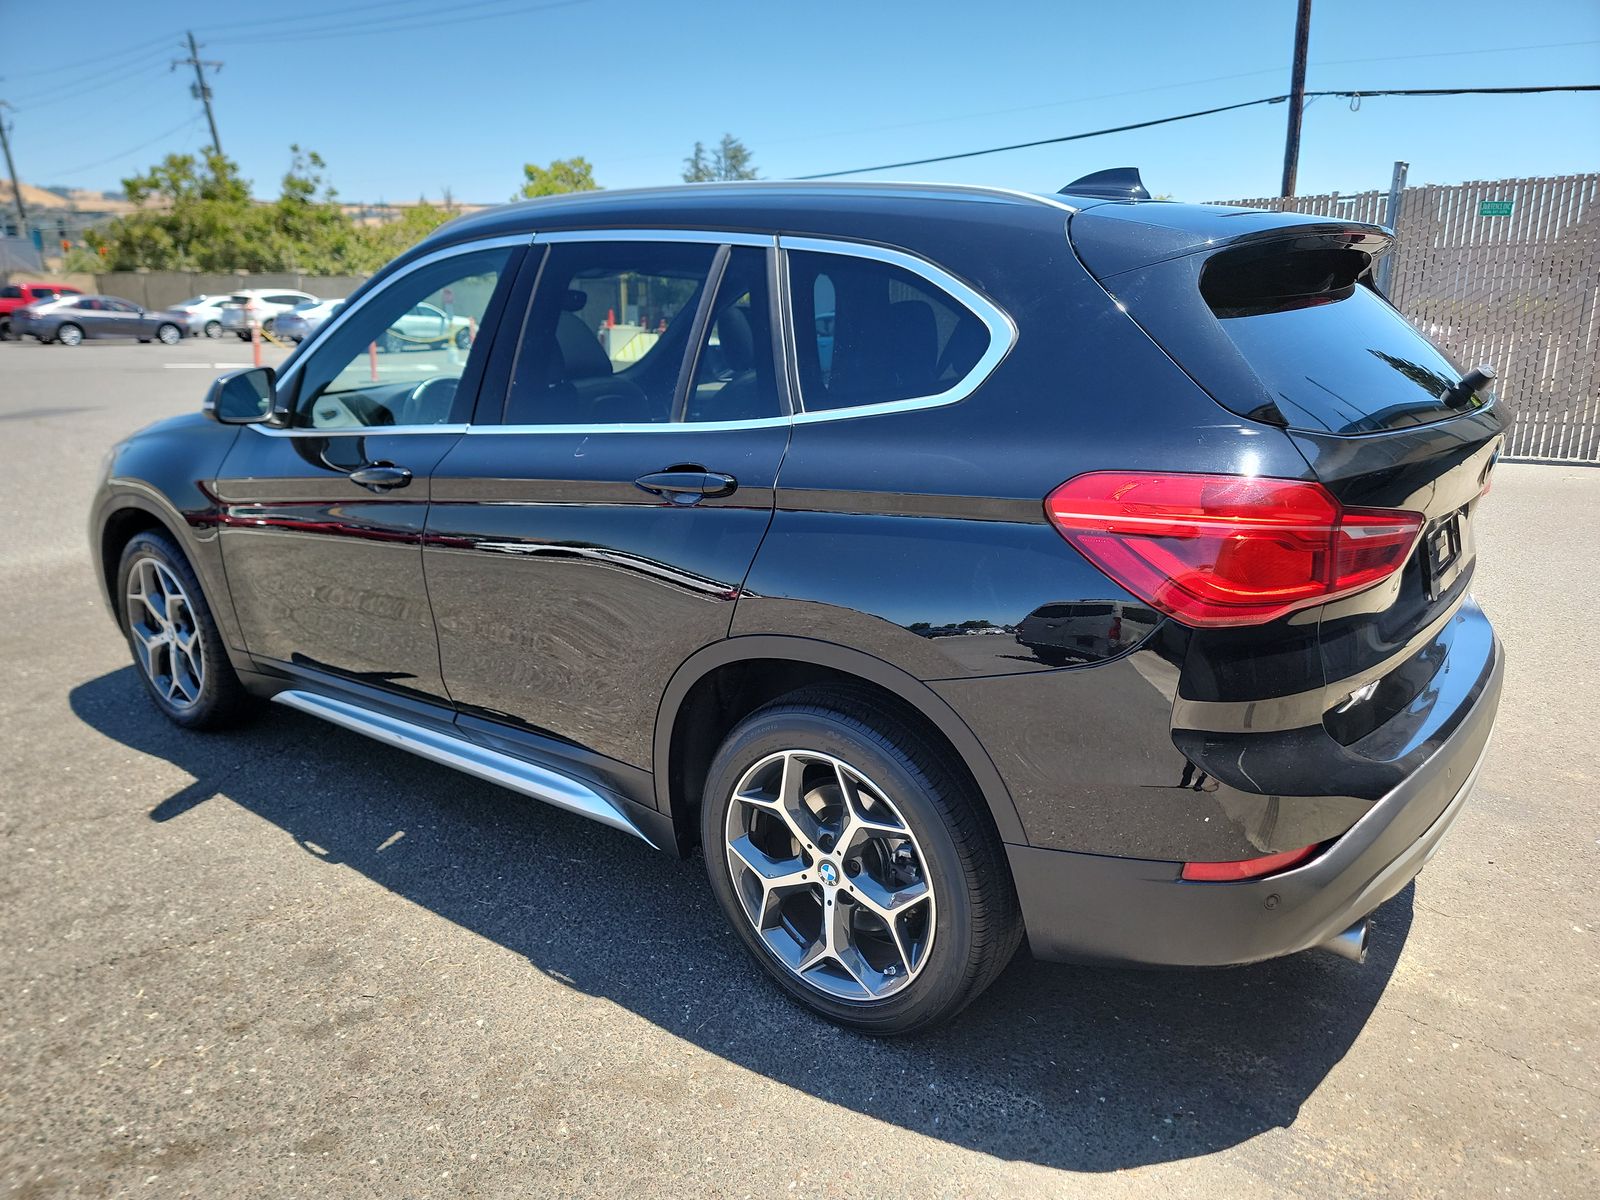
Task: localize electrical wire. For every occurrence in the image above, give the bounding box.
[6,49,173,109]
[207,0,589,48]
[33,114,206,180]
[795,85,1600,179]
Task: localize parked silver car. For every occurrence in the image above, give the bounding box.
[273,298,344,343]
[217,289,318,339]
[12,294,191,346]
[167,295,228,338]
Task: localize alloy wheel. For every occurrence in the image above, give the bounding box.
[724,749,937,1001]
[158,324,182,345]
[125,557,205,708]
[57,324,82,346]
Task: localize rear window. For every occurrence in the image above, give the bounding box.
[1200,243,1489,434]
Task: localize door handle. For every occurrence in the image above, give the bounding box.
[634,469,738,503]
[348,463,414,492]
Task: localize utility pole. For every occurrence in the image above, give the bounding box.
[0,101,26,240]
[1280,0,1312,197]
[175,31,224,156]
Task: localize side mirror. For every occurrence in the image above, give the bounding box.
[204,366,277,424]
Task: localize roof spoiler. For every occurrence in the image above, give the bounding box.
[1060,168,1151,201]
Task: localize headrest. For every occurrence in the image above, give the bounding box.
[716,306,755,372]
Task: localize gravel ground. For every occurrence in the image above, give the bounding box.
[1,337,1595,1198]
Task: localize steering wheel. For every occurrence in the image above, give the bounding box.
[398,374,459,425]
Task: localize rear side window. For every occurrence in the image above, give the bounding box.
[786,249,990,413]
[1199,242,1488,434]
[0,286,20,299]
[505,240,715,426]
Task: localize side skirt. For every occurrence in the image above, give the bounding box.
[272,689,661,850]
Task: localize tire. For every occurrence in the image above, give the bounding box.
[204,320,220,338]
[0,317,10,340]
[261,318,275,335]
[156,322,182,345]
[454,327,472,349]
[56,322,84,346]
[236,331,251,341]
[701,687,1021,1035]
[378,330,400,353]
[116,531,249,730]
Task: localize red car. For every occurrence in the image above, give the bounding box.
[0,281,84,339]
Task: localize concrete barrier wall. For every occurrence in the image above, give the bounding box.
[91,272,372,310]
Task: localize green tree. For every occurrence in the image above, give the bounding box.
[682,134,758,182]
[516,157,600,199]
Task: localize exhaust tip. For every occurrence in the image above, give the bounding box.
[1317,919,1370,964]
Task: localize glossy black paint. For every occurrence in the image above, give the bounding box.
[424,422,786,769]
[90,181,1506,969]
[211,429,465,700]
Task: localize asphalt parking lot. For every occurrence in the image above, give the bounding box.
[1,336,1595,1199]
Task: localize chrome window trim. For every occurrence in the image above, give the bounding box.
[777,234,1018,424]
[250,232,532,439]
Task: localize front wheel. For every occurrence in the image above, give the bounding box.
[701,688,1021,1035]
[156,322,182,345]
[117,531,249,729]
[56,322,84,346]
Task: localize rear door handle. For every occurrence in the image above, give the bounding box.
[348,463,414,492]
[634,469,738,503]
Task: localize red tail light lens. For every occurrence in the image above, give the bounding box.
[1181,843,1320,881]
[1045,472,1422,628]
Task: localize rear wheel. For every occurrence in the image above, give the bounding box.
[56,322,83,346]
[701,688,1021,1035]
[117,531,249,730]
[156,322,182,345]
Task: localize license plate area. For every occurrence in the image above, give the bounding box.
[1423,508,1467,599]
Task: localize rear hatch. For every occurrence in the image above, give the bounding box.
[1068,201,1503,745]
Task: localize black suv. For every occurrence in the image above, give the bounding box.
[91,176,1504,1034]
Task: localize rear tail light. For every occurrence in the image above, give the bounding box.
[1181,843,1319,881]
[1044,472,1423,628]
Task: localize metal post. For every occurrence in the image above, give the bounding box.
[1280,0,1313,197]
[1375,160,1409,295]
[0,102,28,240]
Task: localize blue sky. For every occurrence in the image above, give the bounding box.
[3,0,1597,205]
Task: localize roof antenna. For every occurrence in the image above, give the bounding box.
[1060,168,1151,201]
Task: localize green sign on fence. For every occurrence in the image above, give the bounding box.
[1479,200,1514,217]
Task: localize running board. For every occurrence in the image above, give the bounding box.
[271,689,656,848]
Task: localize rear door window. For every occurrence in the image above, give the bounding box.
[785,248,992,412]
[504,240,716,426]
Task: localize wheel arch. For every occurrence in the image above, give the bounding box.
[653,636,1026,854]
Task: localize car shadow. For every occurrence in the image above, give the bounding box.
[70,666,1412,1172]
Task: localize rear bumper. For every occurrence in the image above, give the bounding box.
[1010,630,1503,966]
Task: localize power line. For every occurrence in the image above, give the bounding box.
[207,0,589,48]
[6,50,172,110]
[33,115,206,180]
[795,84,1600,180]
[0,32,181,83]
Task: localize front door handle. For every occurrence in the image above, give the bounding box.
[348,463,414,492]
[634,469,738,503]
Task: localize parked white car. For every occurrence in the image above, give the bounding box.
[377,301,476,352]
[167,295,228,338]
[217,289,319,340]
